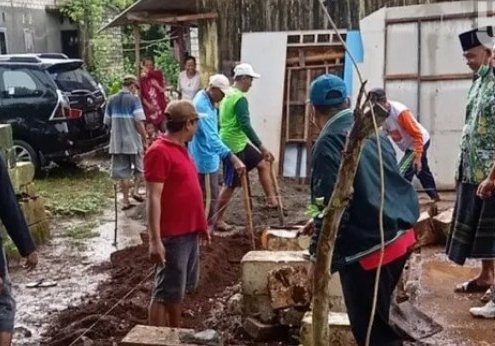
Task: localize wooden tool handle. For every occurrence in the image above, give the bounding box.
[241,173,256,250]
[270,161,285,226]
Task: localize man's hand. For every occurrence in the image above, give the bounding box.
[413,156,422,172]
[477,178,495,199]
[230,155,246,176]
[149,240,166,265]
[24,252,38,271]
[201,231,211,247]
[260,145,274,162]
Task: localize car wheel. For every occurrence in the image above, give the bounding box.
[13,140,41,173]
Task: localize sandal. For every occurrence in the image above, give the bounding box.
[132,194,145,203]
[481,287,493,302]
[215,222,236,232]
[454,280,492,293]
[122,204,135,211]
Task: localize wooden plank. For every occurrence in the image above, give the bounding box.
[121,325,196,346]
[386,10,495,25]
[299,49,306,67]
[287,52,344,65]
[288,63,343,71]
[385,73,473,81]
[127,12,218,24]
[304,68,312,180]
[285,69,292,142]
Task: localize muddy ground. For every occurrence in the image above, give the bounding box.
[37,170,309,346]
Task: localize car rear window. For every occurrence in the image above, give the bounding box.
[51,68,98,92]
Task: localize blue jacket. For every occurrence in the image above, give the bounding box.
[189,90,232,173]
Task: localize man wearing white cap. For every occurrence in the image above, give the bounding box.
[214,63,279,232]
[189,75,246,230]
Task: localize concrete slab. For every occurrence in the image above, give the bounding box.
[120,325,197,346]
[418,246,495,345]
[261,227,310,251]
[299,311,355,346]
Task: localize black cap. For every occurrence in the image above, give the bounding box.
[459,26,494,52]
[369,88,387,103]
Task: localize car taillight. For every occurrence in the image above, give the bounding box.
[49,90,83,121]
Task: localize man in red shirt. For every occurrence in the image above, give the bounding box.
[145,100,209,328]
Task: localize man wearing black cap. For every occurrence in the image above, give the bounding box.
[446,26,495,314]
[306,74,419,345]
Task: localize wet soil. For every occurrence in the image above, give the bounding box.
[41,174,309,345]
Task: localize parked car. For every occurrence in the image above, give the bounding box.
[0,53,109,174]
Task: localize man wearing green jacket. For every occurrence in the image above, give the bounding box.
[214,63,279,232]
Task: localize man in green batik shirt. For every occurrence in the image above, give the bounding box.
[446,26,495,318]
[213,63,280,232]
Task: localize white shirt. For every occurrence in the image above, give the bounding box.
[178,71,201,101]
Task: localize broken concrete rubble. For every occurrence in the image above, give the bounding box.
[261,227,310,251]
[242,316,286,341]
[432,208,453,239]
[277,306,306,327]
[179,329,222,346]
[121,325,197,345]
[267,265,311,310]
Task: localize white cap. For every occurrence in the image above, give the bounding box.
[209,74,232,95]
[233,63,261,79]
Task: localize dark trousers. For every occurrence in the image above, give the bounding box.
[339,254,409,346]
[403,141,439,200]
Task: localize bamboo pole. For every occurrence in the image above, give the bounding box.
[241,173,256,250]
[312,84,388,346]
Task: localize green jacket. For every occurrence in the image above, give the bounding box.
[457,66,495,184]
[308,109,419,272]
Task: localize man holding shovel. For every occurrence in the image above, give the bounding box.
[145,100,210,328]
[215,63,280,232]
[189,74,246,229]
[305,74,419,345]
[0,155,38,345]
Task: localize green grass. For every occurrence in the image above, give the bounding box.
[63,222,99,240]
[35,167,114,216]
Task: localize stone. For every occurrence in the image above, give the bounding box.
[241,251,310,296]
[0,124,13,151]
[242,317,286,341]
[300,311,356,346]
[277,307,306,326]
[226,293,243,315]
[242,294,276,323]
[120,325,197,345]
[432,208,454,238]
[9,162,35,193]
[261,227,310,251]
[413,211,440,248]
[267,265,311,309]
[179,329,222,346]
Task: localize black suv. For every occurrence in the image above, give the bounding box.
[0,53,109,173]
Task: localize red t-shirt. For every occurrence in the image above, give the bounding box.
[144,137,207,237]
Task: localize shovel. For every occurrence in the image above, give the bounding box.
[390,301,443,341]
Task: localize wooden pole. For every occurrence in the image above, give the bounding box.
[133,25,141,76]
[270,161,285,226]
[241,173,256,250]
[312,84,388,346]
[204,173,212,220]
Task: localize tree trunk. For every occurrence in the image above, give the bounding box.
[312,84,388,346]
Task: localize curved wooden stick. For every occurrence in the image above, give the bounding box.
[241,173,256,250]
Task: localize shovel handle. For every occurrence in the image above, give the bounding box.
[241,173,256,250]
[270,161,285,226]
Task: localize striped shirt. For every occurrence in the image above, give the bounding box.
[104,89,146,154]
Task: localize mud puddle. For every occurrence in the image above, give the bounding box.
[10,207,145,346]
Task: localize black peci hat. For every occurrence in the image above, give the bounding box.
[459,26,494,52]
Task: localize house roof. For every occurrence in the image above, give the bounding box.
[100,0,216,31]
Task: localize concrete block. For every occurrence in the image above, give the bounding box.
[267,265,311,309]
[261,227,310,251]
[432,208,453,238]
[120,325,197,345]
[18,197,47,226]
[9,162,35,193]
[241,251,310,296]
[242,317,286,341]
[413,211,447,248]
[300,311,356,346]
[242,294,276,323]
[0,124,13,151]
[18,182,37,197]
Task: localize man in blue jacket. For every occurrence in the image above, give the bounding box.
[307,75,419,346]
[189,74,246,231]
[0,155,38,345]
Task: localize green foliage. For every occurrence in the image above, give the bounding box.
[35,168,113,216]
[153,41,180,88]
[306,197,326,218]
[63,222,99,239]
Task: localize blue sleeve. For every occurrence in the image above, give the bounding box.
[197,103,232,160]
[0,156,36,258]
[308,137,342,261]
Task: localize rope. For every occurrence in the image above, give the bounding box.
[68,269,155,346]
